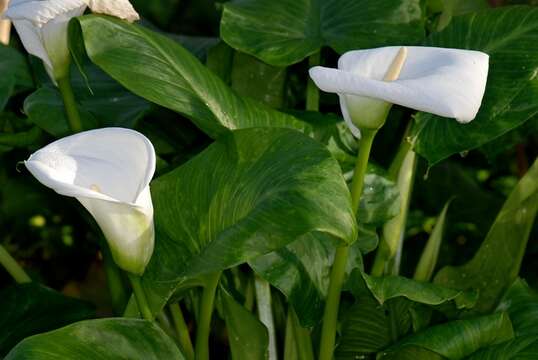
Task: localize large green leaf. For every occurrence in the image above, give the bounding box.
[220,0,424,66]
[74,15,308,139]
[414,6,538,164]
[497,278,538,337]
[141,128,357,315]
[5,319,184,360]
[24,63,150,137]
[466,336,538,360]
[379,312,514,359]
[221,288,269,360]
[0,45,33,110]
[352,272,477,310]
[434,159,538,314]
[0,283,94,357]
[249,170,397,327]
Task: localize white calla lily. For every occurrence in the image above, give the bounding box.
[309,46,489,137]
[25,128,156,275]
[4,0,139,81]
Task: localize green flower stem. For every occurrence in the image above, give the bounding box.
[0,244,31,283]
[319,129,377,360]
[255,276,277,360]
[195,272,220,360]
[127,273,154,321]
[170,303,194,360]
[306,52,321,111]
[57,76,83,133]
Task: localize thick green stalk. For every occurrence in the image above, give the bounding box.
[57,76,83,133]
[127,273,153,321]
[195,272,220,360]
[319,129,377,360]
[254,276,277,360]
[170,303,195,360]
[306,52,321,111]
[0,244,31,283]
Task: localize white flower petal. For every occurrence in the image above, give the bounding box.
[6,0,86,26]
[25,127,156,205]
[87,0,139,22]
[310,46,489,123]
[78,190,154,275]
[11,19,53,72]
[25,127,156,274]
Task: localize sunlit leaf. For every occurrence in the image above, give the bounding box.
[5,319,184,360]
[220,0,424,66]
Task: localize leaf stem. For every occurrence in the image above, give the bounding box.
[254,276,277,360]
[0,244,31,283]
[100,238,128,315]
[170,303,195,360]
[306,52,321,111]
[57,75,83,133]
[195,272,220,360]
[127,273,153,321]
[319,129,377,360]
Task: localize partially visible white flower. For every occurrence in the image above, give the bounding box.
[4,0,139,82]
[309,46,489,137]
[87,0,139,22]
[25,128,156,275]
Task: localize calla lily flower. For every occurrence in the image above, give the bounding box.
[4,0,139,81]
[309,46,489,137]
[25,128,156,275]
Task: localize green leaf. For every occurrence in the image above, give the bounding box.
[220,0,424,66]
[0,283,94,357]
[231,52,287,109]
[0,127,42,148]
[221,288,269,360]
[0,45,33,110]
[359,174,401,227]
[434,159,538,314]
[75,15,308,139]
[249,232,363,327]
[379,312,514,359]
[414,6,538,164]
[336,295,413,358]
[24,63,150,137]
[5,318,184,360]
[24,87,98,136]
[497,278,538,337]
[413,201,451,282]
[142,128,357,315]
[466,335,538,360]
[353,272,478,310]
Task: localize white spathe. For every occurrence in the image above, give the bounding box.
[4,0,139,81]
[25,128,156,275]
[309,46,489,137]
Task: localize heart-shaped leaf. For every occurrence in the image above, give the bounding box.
[0,283,94,357]
[73,15,308,139]
[5,319,184,360]
[414,6,538,165]
[142,127,357,315]
[0,45,33,111]
[220,0,424,66]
